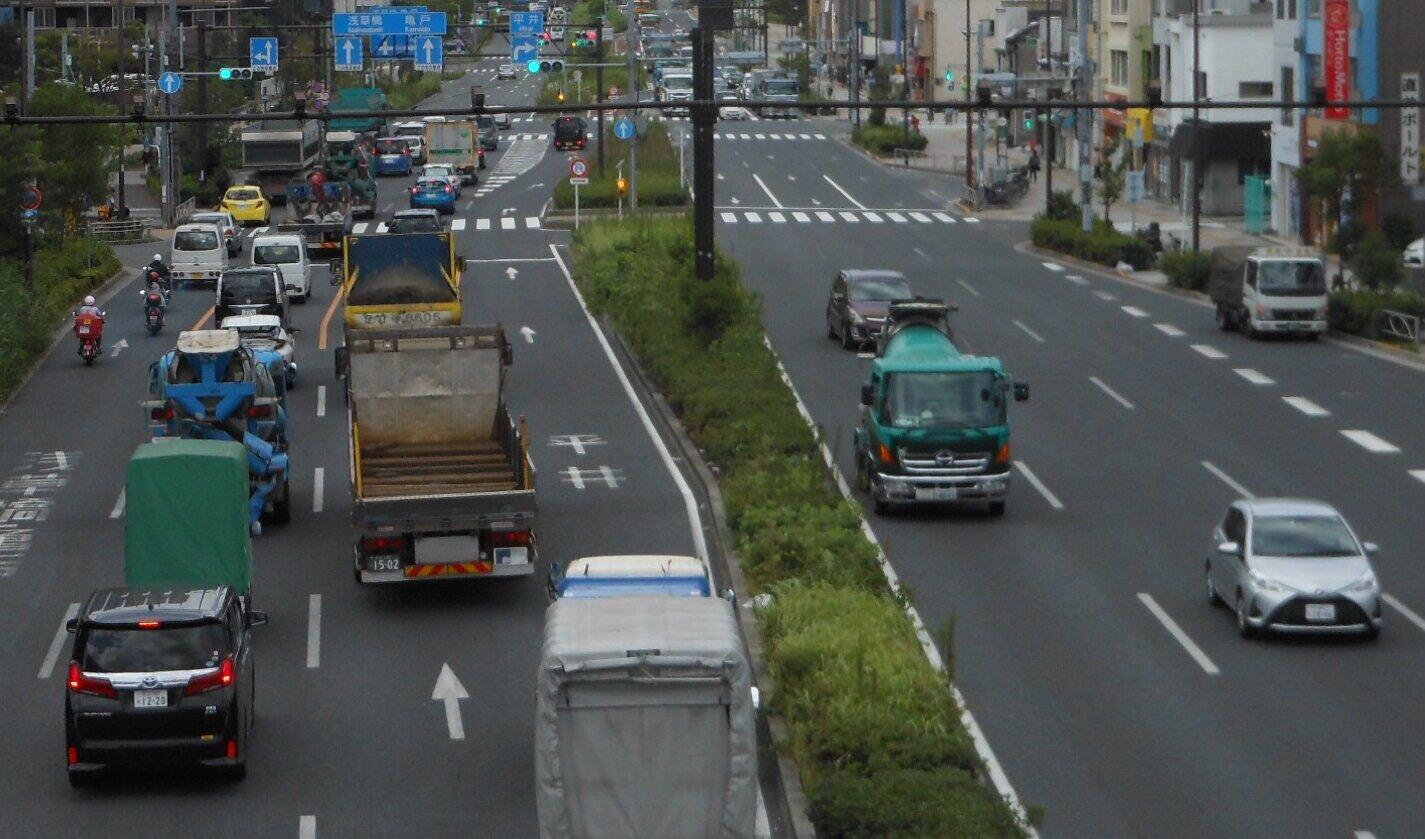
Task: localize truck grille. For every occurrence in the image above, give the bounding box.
[900,450,990,476]
[1270,308,1317,321]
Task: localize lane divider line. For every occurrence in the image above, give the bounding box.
[1382,593,1425,634]
[1191,344,1227,360]
[306,594,321,669]
[1121,305,1149,318]
[1283,396,1330,417]
[109,488,126,519]
[313,467,325,513]
[1202,461,1254,498]
[1012,319,1045,343]
[191,306,215,331]
[1340,429,1400,454]
[822,174,868,209]
[1014,460,1063,510]
[1065,274,1089,286]
[1233,368,1275,386]
[1137,593,1221,675]
[37,603,81,679]
[956,279,981,297]
[1154,323,1185,337]
[299,815,316,839]
[1089,376,1135,410]
[316,385,327,418]
[318,283,346,351]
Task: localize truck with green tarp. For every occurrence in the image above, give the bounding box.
[123,440,253,595]
[329,87,391,138]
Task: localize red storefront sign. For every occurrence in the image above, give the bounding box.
[1324,0,1351,120]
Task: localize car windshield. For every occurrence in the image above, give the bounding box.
[253,244,300,265]
[221,272,276,302]
[395,126,423,138]
[665,77,693,91]
[424,166,454,177]
[82,623,226,673]
[1251,515,1359,557]
[850,276,911,302]
[375,139,407,154]
[476,116,495,129]
[765,79,799,95]
[1258,261,1325,296]
[883,371,1005,429]
[174,230,218,251]
[226,188,261,201]
[417,180,447,191]
[390,216,440,233]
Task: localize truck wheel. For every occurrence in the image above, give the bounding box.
[271,479,292,526]
[1215,305,1235,332]
[840,321,855,350]
[854,454,870,493]
[988,500,1006,517]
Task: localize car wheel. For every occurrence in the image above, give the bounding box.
[1235,595,1255,639]
[1362,623,1381,642]
[271,478,292,526]
[1205,563,1222,607]
[840,321,856,350]
[1215,305,1234,332]
[988,500,1006,517]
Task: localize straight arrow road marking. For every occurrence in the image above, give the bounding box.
[505,267,519,280]
[520,325,536,343]
[110,338,128,357]
[306,594,321,669]
[1138,593,1220,675]
[37,603,81,679]
[432,663,469,740]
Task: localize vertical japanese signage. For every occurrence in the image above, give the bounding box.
[1323,0,1351,121]
[1402,73,1421,184]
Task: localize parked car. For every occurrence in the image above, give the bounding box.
[387,208,443,234]
[192,211,243,258]
[373,137,413,176]
[420,164,463,196]
[1404,237,1424,267]
[826,270,913,349]
[497,63,518,80]
[552,116,588,151]
[250,233,314,303]
[1206,499,1382,639]
[219,186,271,225]
[409,177,458,215]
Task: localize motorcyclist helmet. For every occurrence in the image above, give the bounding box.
[83,296,96,306]
[153,254,163,262]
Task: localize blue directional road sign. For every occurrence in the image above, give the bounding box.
[250,37,278,71]
[335,36,363,71]
[372,35,414,58]
[158,71,183,95]
[509,11,544,34]
[614,117,635,140]
[413,35,442,72]
[333,11,447,36]
[511,34,540,65]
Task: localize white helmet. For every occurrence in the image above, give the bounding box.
[83,295,96,306]
[153,254,163,262]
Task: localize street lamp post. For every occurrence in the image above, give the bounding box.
[1191,0,1202,252]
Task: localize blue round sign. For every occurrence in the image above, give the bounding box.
[614,117,634,140]
[159,72,183,95]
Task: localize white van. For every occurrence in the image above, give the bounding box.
[250,233,314,303]
[170,222,228,284]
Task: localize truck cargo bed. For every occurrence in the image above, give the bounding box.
[359,440,519,497]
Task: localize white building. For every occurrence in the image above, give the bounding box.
[1269,0,1302,238]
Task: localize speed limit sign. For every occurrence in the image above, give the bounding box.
[569,157,589,179]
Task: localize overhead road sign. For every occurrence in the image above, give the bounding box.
[509,11,544,35]
[250,37,278,71]
[372,35,415,59]
[414,36,443,72]
[335,36,363,71]
[511,34,540,65]
[158,72,183,95]
[333,11,448,36]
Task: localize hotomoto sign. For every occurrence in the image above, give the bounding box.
[1324,0,1351,121]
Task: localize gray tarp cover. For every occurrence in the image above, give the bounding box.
[536,597,757,839]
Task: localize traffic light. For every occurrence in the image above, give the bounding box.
[470,89,486,110]
[616,176,628,196]
[556,89,565,103]
[528,59,542,74]
[944,67,954,84]
[530,59,564,74]
[1023,111,1034,130]
[218,67,254,81]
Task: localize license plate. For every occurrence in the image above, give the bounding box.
[369,556,402,572]
[1290,322,1312,331]
[1305,603,1336,623]
[133,689,168,708]
[76,326,91,335]
[917,487,958,501]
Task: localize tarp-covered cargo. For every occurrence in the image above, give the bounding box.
[124,440,253,593]
[536,596,757,839]
[1208,245,1257,307]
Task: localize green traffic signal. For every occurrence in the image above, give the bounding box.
[220,67,233,80]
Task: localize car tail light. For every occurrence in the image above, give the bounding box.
[411,186,420,195]
[362,535,407,554]
[67,747,79,765]
[138,619,162,629]
[150,406,174,421]
[247,404,272,419]
[68,662,117,699]
[184,657,235,696]
[995,443,1011,464]
[489,529,531,548]
[444,185,453,194]
[227,739,239,760]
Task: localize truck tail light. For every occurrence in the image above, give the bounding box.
[362,535,407,554]
[412,186,420,195]
[489,529,531,548]
[995,443,1011,464]
[150,406,174,421]
[247,404,273,419]
[184,657,235,696]
[68,662,117,699]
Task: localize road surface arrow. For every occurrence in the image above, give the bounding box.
[432,663,469,740]
[505,267,519,281]
[519,325,535,343]
[110,338,129,357]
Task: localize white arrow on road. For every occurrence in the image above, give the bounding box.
[110,338,129,357]
[432,663,469,740]
[505,266,519,281]
[519,325,536,343]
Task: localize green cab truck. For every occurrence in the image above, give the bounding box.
[329,87,391,138]
[854,301,1029,516]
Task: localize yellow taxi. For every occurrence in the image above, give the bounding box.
[219,185,271,225]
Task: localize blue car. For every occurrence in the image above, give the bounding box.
[373,137,412,176]
[409,178,457,215]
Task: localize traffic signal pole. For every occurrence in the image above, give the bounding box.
[596,17,605,176]
[692,23,714,280]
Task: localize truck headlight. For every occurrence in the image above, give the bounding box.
[1254,303,1267,317]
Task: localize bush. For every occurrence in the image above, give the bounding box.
[1349,231,1405,291]
[1030,216,1154,270]
[1328,288,1425,339]
[851,123,929,155]
[1161,250,1212,292]
[571,218,1026,837]
[552,123,688,209]
[1046,190,1079,222]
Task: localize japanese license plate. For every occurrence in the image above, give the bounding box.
[369,556,402,572]
[133,689,168,708]
[917,487,958,501]
[1305,603,1336,623]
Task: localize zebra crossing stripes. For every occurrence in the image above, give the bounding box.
[351,216,542,234]
[714,210,977,226]
[710,132,830,141]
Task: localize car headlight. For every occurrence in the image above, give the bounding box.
[1345,572,1378,593]
[1249,570,1288,593]
[1254,303,1268,317]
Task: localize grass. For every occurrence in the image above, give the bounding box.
[552,122,688,210]
[571,218,1027,837]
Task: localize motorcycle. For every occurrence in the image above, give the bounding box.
[143,288,166,335]
[143,262,174,300]
[73,311,104,366]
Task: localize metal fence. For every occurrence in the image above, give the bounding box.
[86,218,150,244]
[174,197,196,227]
[1380,309,1421,347]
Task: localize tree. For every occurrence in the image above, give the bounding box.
[27,83,123,232]
[1296,129,1399,246]
[1097,140,1126,223]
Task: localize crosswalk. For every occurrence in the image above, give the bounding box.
[717,210,979,226]
[350,217,543,234]
[713,132,827,141]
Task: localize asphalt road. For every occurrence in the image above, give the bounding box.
[713,109,1425,836]
[0,53,771,837]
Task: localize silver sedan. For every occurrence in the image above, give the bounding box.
[1206,499,1381,639]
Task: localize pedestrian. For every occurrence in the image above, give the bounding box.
[910,113,921,134]
[1028,150,1041,182]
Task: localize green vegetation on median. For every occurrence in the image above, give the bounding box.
[1161,250,1212,292]
[851,123,929,155]
[380,72,443,110]
[1328,289,1425,341]
[0,239,122,403]
[1030,216,1154,270]
[552,123,688,210]
[572,218,1027,837]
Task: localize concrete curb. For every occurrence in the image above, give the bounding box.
[601,321,817,839]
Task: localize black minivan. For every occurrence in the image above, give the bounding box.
[215,266,289,326]
[64,586,266,784]
[552,116,588,151]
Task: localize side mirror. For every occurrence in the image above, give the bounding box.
[66,618,78,633]
[750,685,761,711]
[719,587,736,607]
[1013,382,1030,402]
[1363,542,1380,556]
[249,611,269,628]
[860,383,873,406]
[1217,541,1241,557]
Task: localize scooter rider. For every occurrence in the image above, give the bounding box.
[75,295,106,321]
[73,295,107,353]
[145,253,174,298]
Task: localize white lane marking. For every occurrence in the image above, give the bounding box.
[550,244,708,562]
[525,217,540,229]
[1410,469,1425,485]
[1012,320,1045,343]
[299,815,316,839]
[886,212,907,223]
[932,212,957,223]
[912,247,930,260]
[109,488,126,519]
[767,212,787,223]
[908,211,932,223]
[1202,461,1254,498]
[956,279,980,297]
[838,211,860,222]
[1191,344,1227,360]
[37,603,81,679]
[1234,368,1275,386]
[1041,262,1064,272]
[498,217,514,230]
[1283,396,1330,417]
[751,173,783,207]
[306,594,321,669]
[1014,461,1063,510]
[1382,594,1425,634]
[316,385,327,418]
[792,211,810,222]
[476,218,491,230]
[1341,430,1400,454]
[1065,274,1088,285]
[814,133,827,140]
[745,212,763,223]
[1093,290,1117,301]
[754,133,765,140]
[815,211,835,222]
[375,223,388,233]
[1121,306,1149,318]
[964,217,981,224]
[1089,376,1135,409]
[313,467,325,513]
[720,211,737,223]
[822,174,868,209]
[1155,323,1185,336]
[862,212,884,223]
[351,222,368,234]
[1137,593,1221,675]
[450,218,467,231]
[1354,832,1378,839]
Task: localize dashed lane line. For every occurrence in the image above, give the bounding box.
[1138,593,1221,675]
[1202,461,1254,498]
[1283,396,1329,417]
[1191,344,1228,360]
[1340,430,1400,454]
[1155,323,1185,337]
[1014,460,1063,510]
[956,279,981,297]
[1234,368,1275,386]
[1089,376,1135,410]
[1012,319,1045,343]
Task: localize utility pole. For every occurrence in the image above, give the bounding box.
[116,0,127,217]
[23,1,35,110]
[596,17,605,176]
[853,19,862,127]
[1076,0,1093,232]
[964,0,973,195]
[899,0,909,145]
[692,22,716,280]
[198,22,209,180]
[628,20,639,211]
[1191,0,1202,252]
[1043,0,1054,214]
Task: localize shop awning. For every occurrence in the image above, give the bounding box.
[1168,119,1271,160]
